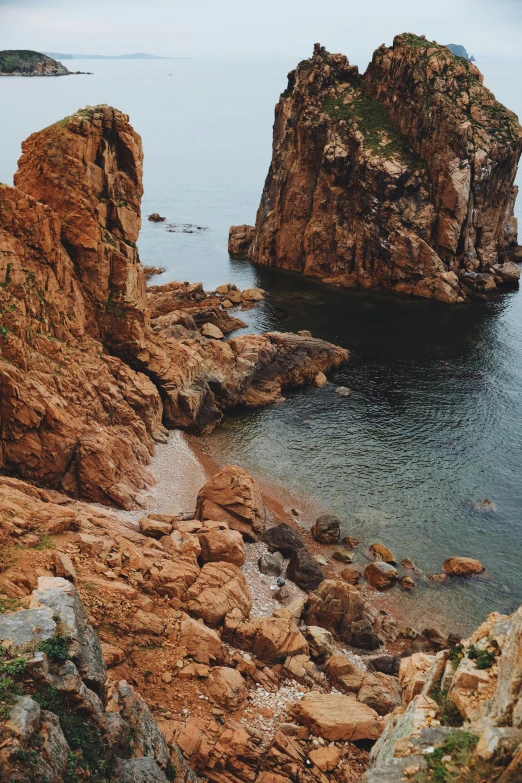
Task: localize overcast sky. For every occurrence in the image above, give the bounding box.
[1,0,521,62]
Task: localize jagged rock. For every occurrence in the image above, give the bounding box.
[148,212,166,222]
[115,757,170,783]
[346,618,383,650]
[160,529,202,561]
[311,514,341,544]
[201,322,224,339]
[198,527,246,567]
[207,666,248,710]
[258,550,285,576]
[178,615,223,664]
[442,556,484,576]
[263,523,306,557]
[304,579,365,642]
[242,38,522,303]
[139,516,173,538]
[196,465,266,541]
[223,610,308,663]
[365,562,399,589]
[151,559,201,599]
[286,547,325,592]
[309,746,341,771]
[228,224,255,256]
[184,562,252,626]
[52,551,77,582]
[291,692,384,741]
[305,626,335,658]
[341,566,362,584]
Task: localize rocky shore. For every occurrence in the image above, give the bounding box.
[1,101,521,782]
[0,50,74,76]
[230,34,522,303]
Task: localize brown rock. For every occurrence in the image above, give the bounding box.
[243,40,522,303]
[196,465,266,541]
[198,527,246,567]
[442,556,484,576]
[100,642,125,666]
[308,746,340,772]
[304,579,365,642]
[291,692,384,741]
[263,523,306,557]
[52,552,76,582]
[207,667,247,710]
[369,542,396,564]
[139,517,173,539]
[151,560,200,599]
[184,562,252,626]
[311,514,341,544]
[201,322,224,340]
[365,562,399,589]
[400,575,416,590]
[178,615,223,665]
[341,566,362,585]
[160,530,202,561]
[223,612,308,663]
[228,224,255,256]
[130,610,165,636]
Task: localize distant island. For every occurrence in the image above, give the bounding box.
[0,50,91,76]
[43,51,185,60]
[446,43,476,61]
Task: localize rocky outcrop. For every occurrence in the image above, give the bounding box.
[0,105,348,507]
[237,36,522,303]
[0,576,195,783]
[196,465,266,541]
[0,49,69,76]
[361,606,522,782]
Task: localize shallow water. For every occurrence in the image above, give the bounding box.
[2,55,522,633]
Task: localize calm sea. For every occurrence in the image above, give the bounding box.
[1,56,522,632]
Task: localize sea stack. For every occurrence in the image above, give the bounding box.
[232,34,522,303]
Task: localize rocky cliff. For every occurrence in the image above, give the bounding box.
[0,105,347,507]
[0,50,69,76]
[235,35,522,303]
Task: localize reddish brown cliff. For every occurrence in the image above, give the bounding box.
[1,106,347,506]
[238,36,522,302]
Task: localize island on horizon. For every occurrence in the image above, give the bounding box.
[43,51,188,60]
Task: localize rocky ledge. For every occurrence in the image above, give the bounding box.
[231,34,522,303]
[0,104,347,508]
[0,50,70,76]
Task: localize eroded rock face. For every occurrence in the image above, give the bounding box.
[242,37,522,303]
[1,105,348,507]
[196,465,266,541]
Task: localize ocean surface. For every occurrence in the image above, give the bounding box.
[1,55,522,633]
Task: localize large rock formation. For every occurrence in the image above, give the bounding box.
[0,105,347,507]
[235,35,522,303]
[0,49,69,76]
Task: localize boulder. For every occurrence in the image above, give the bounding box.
[178,615,223,664]
[304,579,365,642]
[369,542,396,564]
[184,562,252,626]
[199,528,246,567]
[228,224,255,256]
[242,287,265,302]
[341,566,362,584]
[207,667,247,710]
[400,576,416,590]
[223,611,308,663]
[262,523,305,557]
[286,548,325,592]
[160,530,202,561]
[346,618,383,650]
[139,517,173,539]
[291,692,384,741]
[314,372,327,387]
[151,560,200,600]
[196,465,266,541]
[442,557,484,576]
[52,552,76,582]
[258,551,284,576]
[365,562,399,589]
[308,746,340,771]
[201,322,224,340]
[311,514,341,543]
[357,671,402,716]
[305,626,334,658]
[332,548,354,563]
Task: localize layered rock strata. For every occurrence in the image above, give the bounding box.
[0,105,347,506]
[234,35,522,303]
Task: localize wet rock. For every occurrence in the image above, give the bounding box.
[365,562,399,590]
[148,213,166,222]
[341,566,362,585]
[336,386,351,397]
[311,514,341,544]
[442,556,484,576]
[199,527,246,567]
[207,666,248,710]
[369,542,396,564]
[263,523,305,557]
[196,465,266,541]
[314,372,327,387]
[399,576,416,590]
[291,692,384,741]
[258,551,284,576]
[228,224,255,256]
[332,548,354,563]
[286,547,325,592]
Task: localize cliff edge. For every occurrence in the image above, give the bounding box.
[233,34,522,303]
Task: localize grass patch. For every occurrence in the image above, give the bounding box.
[431,688,464,727]
[37,633,72,663]
[0,649,27,719]
[467,645,496,670]
[0,596,21,614]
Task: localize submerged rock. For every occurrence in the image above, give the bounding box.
[442,556,485,576]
